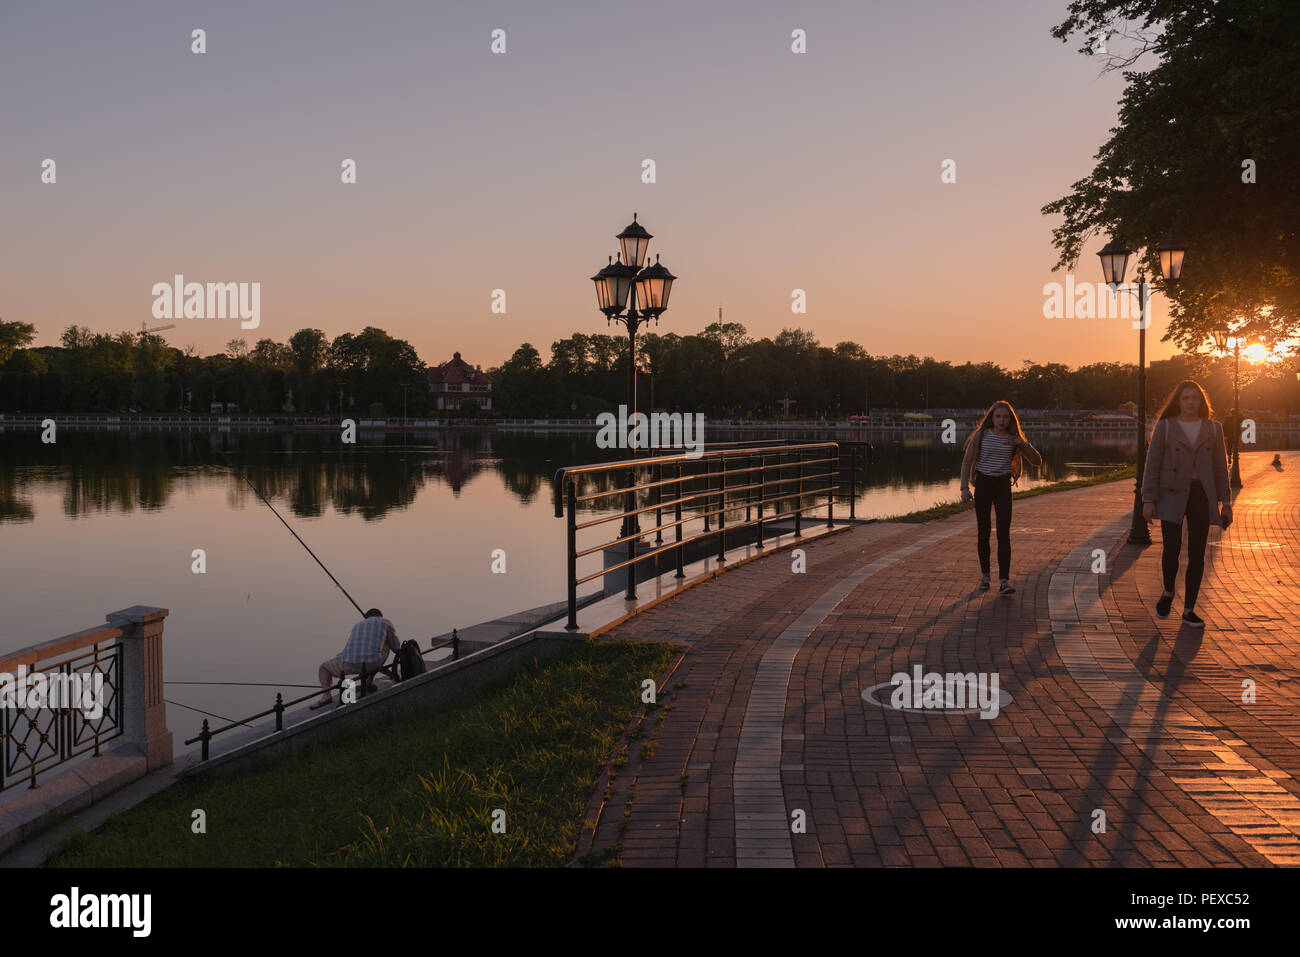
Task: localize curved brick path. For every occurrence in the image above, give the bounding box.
[576,451,1300,867]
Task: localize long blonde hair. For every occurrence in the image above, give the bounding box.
[964,399,1027,452]
[1156,379,1214,422]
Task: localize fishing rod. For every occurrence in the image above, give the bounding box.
[166,680,321,688]
[211,444,447,659]
[164,698,253,728]
[215,447,365,617]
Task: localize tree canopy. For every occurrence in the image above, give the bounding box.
[4,319,1297,419]
[0,319,36,365]
[1043,0,1300,354]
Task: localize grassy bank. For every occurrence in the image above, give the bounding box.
[885,466,1135,523]
[46,640,680,867]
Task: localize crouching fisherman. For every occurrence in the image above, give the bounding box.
[313,608,401,709]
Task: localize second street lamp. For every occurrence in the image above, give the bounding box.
[1097,234,1187,546]
[590,214,677,589]
[1156,234,1187,282]
[1212,326,1246,489]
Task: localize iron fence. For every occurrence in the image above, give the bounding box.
[1,640,123,792]
[554,442,869,630]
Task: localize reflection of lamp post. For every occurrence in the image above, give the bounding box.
[1212,327,1246,488]
[591,214,677,541]
[1097,234,1187,546]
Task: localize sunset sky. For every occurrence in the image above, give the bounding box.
[1,0,1184,371]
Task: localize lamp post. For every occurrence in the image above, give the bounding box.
[591,214,677,545]
[1211,327,1245,488]
[1097,234,1186,546]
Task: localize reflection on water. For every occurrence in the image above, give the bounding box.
[0,429,1140,523]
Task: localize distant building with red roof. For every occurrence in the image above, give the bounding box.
[428,351,493,412]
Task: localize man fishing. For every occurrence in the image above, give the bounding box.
[313,608,402,709]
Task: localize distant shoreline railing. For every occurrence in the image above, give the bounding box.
[3,412,1299,434]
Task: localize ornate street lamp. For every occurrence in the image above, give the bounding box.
[1097,234,1186,545]
[590,214,678,595]
[590,257,621,315]
[635,254,676,319]
[1156,235,1187,282]
[1098,238,1132,288]
[618,216,652,272]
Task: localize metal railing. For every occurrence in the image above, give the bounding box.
[553,442,870,631]
[183,632,462,762]
[1,640,123,793]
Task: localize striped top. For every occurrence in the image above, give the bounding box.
[975,430,1016,477]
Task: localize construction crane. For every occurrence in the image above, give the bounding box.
[139,321,176,341]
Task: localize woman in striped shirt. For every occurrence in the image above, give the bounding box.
[959,400,1042,595]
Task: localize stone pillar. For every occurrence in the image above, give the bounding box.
[106,605,173,771]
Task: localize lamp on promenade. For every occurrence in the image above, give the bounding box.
[1211,326,1246,489]
[591,213,677,542]
[1097,233,1186,546]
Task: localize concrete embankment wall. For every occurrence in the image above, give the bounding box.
[184,630,587,781]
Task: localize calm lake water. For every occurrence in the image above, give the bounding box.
[0,427,1146,750]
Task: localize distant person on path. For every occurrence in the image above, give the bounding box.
[313,608,402,709]
[1272,453,1284,471]
[960,399,1042,595]
[1141,380,1232,629]
[1225,407,1241,468]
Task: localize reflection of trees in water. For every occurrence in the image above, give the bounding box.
[62,432,187,515]
[0,428,1144,525]
[489,431,623,507]
[0,431,435,522]
[0,468,35,521]
[0,428,639,523]
[0,432,197,522]
[222,434,430,520]
[421,432,488,496]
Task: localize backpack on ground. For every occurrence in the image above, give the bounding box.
[394,640,426,682]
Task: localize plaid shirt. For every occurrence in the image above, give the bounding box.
[340,616,401,664]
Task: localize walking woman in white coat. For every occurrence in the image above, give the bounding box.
[959,399,1042,595]
[1141,380,1233,628]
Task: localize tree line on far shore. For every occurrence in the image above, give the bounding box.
[1,318,1296,419]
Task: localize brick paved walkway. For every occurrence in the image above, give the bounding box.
[575,451,1300,867]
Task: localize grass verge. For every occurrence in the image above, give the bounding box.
[44,640,679,867]
[884,466,1135,523]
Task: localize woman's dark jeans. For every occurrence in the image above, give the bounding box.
[1161,479,1210,610]
[974,470,1013,580]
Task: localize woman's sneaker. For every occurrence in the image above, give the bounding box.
[999,580,1015,595]
[1182,610,1205,628]
[1156,593,1173,619]
[979,575,990,590]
